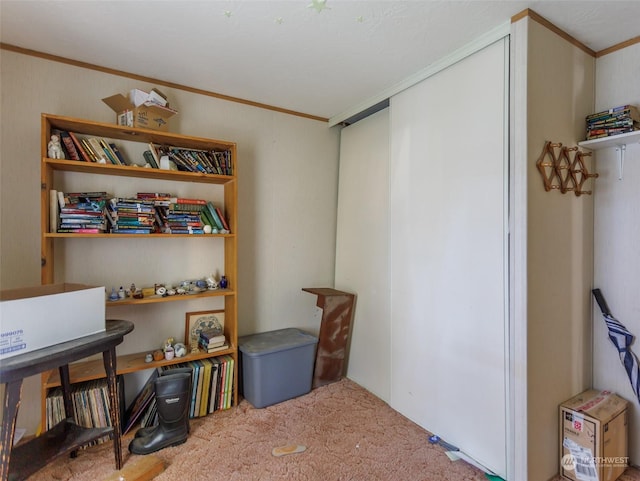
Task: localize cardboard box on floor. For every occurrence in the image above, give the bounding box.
[0,283,105,360]
[102,88,177,131]
[559,389,629,481]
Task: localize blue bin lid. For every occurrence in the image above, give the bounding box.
[239,328,318,356]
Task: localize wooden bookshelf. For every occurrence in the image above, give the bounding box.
[39,113,239,428]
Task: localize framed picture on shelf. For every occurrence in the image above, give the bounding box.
[184,310,225,345]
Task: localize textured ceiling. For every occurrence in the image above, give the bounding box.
[1,1,639,122]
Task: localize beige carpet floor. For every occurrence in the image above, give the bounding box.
[23,378,640,481]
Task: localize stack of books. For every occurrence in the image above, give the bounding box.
[585,104,639,140]
[55,191,110,233]
[136,193,212,234]
[199,327,228,353]
[165,198,206,234]
[108,198,156,234]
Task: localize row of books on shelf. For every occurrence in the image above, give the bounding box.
[122,355,235,435]
[585,104,639,140]
[146,143,233,175]
[53,129,128,166]
[49,191,230,234]
[45,377,125,444]
[51,129,233,175]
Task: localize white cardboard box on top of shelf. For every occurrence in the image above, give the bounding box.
[0,283,105,360]
[102,88,177,131]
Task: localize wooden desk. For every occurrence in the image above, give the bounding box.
[0,319,134,481]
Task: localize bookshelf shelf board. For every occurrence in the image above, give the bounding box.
[106,289,235,306]
[44,158,234,185]
[45,113,235,152]
[45,232,234,239]
[44,347,236,388]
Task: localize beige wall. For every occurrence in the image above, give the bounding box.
[524,19,595,481]
[593,42,640,464]
[0,51,340,434]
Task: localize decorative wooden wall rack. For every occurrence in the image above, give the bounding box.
[536,141,599,196]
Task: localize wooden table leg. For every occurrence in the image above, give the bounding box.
[58,365,78,458]
[103,346,122,470]
[1,379,23,481]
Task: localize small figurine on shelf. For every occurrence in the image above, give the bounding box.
[205,275,218,290]
[162,338,175,360]
[174,343,187,358]
[47,134,65,159]
[108,287,119,302]
[219,275,228,289]
[164,346,175,360]
[190,335,200,354]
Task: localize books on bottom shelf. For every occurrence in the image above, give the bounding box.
[171,355,234,417]
[45,376,124,445]
[124,355,235,432]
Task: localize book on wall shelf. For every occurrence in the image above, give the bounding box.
[585,104,640,140]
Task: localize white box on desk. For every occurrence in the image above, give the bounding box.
[0,283,105,360]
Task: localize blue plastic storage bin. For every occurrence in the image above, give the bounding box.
[239,328,318,408]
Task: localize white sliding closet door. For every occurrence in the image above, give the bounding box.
[390,39,508,475]
[336,109,391,402]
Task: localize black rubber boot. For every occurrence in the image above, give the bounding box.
[129,370,192,454]
[134,368,193,439]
